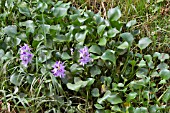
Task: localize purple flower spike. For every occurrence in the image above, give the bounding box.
[19,44,33,67]
[52,61,66,78]
[79,46,91,66]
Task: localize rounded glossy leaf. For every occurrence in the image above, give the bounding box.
[157,63,169,70]
[90,65,101,77]
[159,69,170,80]
[94,104,105,110]
[162,88,170,103]
[117,41,129,49]
[107,7,121,21]
[158,53,169,62]
[26,75,34,84]
[10,73,22,86]
[75,30,87,43]
[66,83,81,92]
[53,7,68,18]
[126,19,136,28]
[120,32,134,45]
[19,7,31,17]
[138,60,146,67]
[107,28,119,38]
[91,88,100,97]
[19,20,35,33]
[4,25,17,37]
[135,107,148,113]
[138,37,152,50]
[101,50,116,64]
[86,78,95,86]
[97,91,111,104]
[127,92,137,101]
[0,49,5,58]
[89,45,101,55]
[97,25,106,36]
[61,52,71,60]
[107,94,123,104]
[136,68,148,78]
[98,37,107,46]
[111,105,121,112]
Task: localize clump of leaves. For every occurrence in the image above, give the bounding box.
[0,0,170,113]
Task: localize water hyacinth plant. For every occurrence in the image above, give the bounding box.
[0,0,170,113]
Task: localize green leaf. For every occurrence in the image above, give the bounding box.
[86,78,95,86]
[97,25,106,36]
[138,59,146,67]
[55,34,71,42]
[111,105,121,112]
[74,77,88,87]
[159,69,170,80]
[158,53,169,62]
[157,0,164,3]
[77,17,87,23]
[26,75,34,84]
[127,92,137,101]
[1,51,13,61]
[66,83,81,92]
[10,73,23,86]
[4,25,17,37]
[107,28,119,38]
[75,30,87,43]
[97,91,111,104]
[94,104,104,109]
[117,83,124,87]
[138,37,152,50]
[37,2,48,12]
[136,68,148,78]
[91,88,100,97]
[107,94,122,104]
[53,7,68,18]
[151,71,159,78]
[38,50,52,63]
[157,63,169,70]
[135,107,148,113]
[89,45,101,55]
[117,41,129,49]
[19,20,35,33]
[0,49,5,59]
[98,37,107,46]
[61,52,71,60]
[144,55,152,62]
[41,24,50,34]
[162,88,170,103]
[94,13,104,24]
[19,7,31,17]
[120,32,134,45]
[153,52,160,58]
[107,7,121,21]
[101,50,116,64]
[0,40,7,50]
[126,19,136,28]
[70,64,83,73]
[90,65,101,77]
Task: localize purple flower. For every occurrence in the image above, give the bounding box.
[79,46,91,66]
[20,44,31,54]
[19,44,33,67]
[52,61,66,78]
